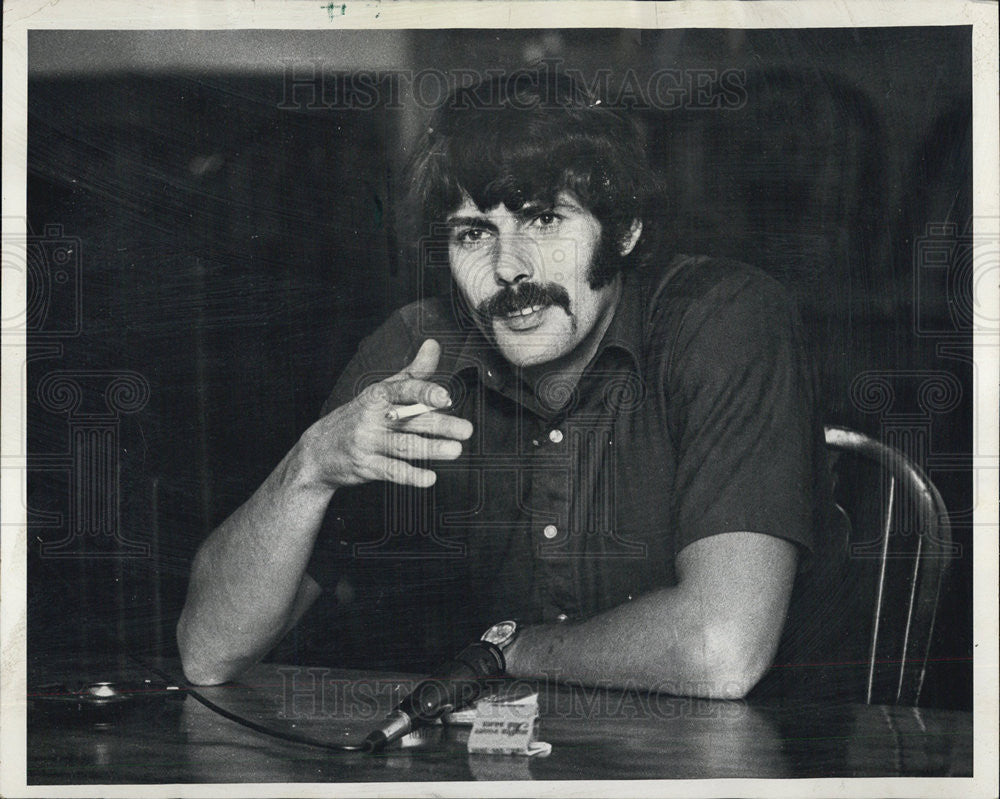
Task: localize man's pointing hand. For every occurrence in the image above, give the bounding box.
[298,339,473,490]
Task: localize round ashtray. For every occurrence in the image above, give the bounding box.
[30,680,185,724]
[81,682,132,703]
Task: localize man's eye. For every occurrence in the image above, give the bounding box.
[530,212,561,229]
[454,228,492,247]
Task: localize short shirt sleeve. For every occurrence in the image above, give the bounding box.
[666,270,817,555]
[318,311,421,417]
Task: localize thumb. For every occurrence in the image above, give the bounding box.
[399,338,441,380]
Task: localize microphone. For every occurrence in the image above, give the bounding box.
[363,640,506,753]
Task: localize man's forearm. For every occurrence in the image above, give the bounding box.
[502,589,758,699]
[502,533,797,699]
[176,438,335,685]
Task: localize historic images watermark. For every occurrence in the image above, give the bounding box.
[275,666,747,722]
[913,218,999,339]
[278,60,748,112]
[2,222,82,338]
[4,220,151,558]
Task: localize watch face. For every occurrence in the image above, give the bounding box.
[482,620,517,647]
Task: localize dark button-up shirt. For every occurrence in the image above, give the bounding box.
[306,256,829,668]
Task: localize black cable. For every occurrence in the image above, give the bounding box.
[133,653,370,753]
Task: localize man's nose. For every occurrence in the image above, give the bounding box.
[492,234,536,286]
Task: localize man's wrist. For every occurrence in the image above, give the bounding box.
[281,434,341,497]
[498,622,545,677]
[499,620,574,680]
[502,626,526,670]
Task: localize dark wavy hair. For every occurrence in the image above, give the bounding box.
[405,69,655,287]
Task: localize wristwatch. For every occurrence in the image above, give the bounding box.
[481,620,519,663]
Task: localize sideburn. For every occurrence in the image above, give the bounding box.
[587,227,632,289]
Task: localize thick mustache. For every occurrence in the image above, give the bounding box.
[476,282,571,320]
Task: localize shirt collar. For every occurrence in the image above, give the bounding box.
[446,271,644,388]
[592,269,644,370]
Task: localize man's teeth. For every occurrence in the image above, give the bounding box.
[505,305,544,318]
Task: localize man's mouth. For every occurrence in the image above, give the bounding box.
[499,304,548,331]
[504,304,546,318]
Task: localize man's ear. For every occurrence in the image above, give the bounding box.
[620,219,643,256]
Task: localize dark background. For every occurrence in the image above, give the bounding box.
[25,28,973,709]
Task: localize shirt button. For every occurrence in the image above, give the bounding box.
[555,613,569,622]
[542,524,558,539]
[548,429,564,444]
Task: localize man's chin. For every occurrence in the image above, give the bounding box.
[491,330,568,369]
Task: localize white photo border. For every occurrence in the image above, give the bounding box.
[2,2,997,797]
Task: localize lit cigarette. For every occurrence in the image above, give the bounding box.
[385,403,435,421]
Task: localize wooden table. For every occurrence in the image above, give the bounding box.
[26,656,972,784]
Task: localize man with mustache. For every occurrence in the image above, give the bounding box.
[178,70,829,700]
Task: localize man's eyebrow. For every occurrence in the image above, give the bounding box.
[511,201,548,218]
[551,196,585,211]
[446,216,498,231]
[518,197,581,216]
